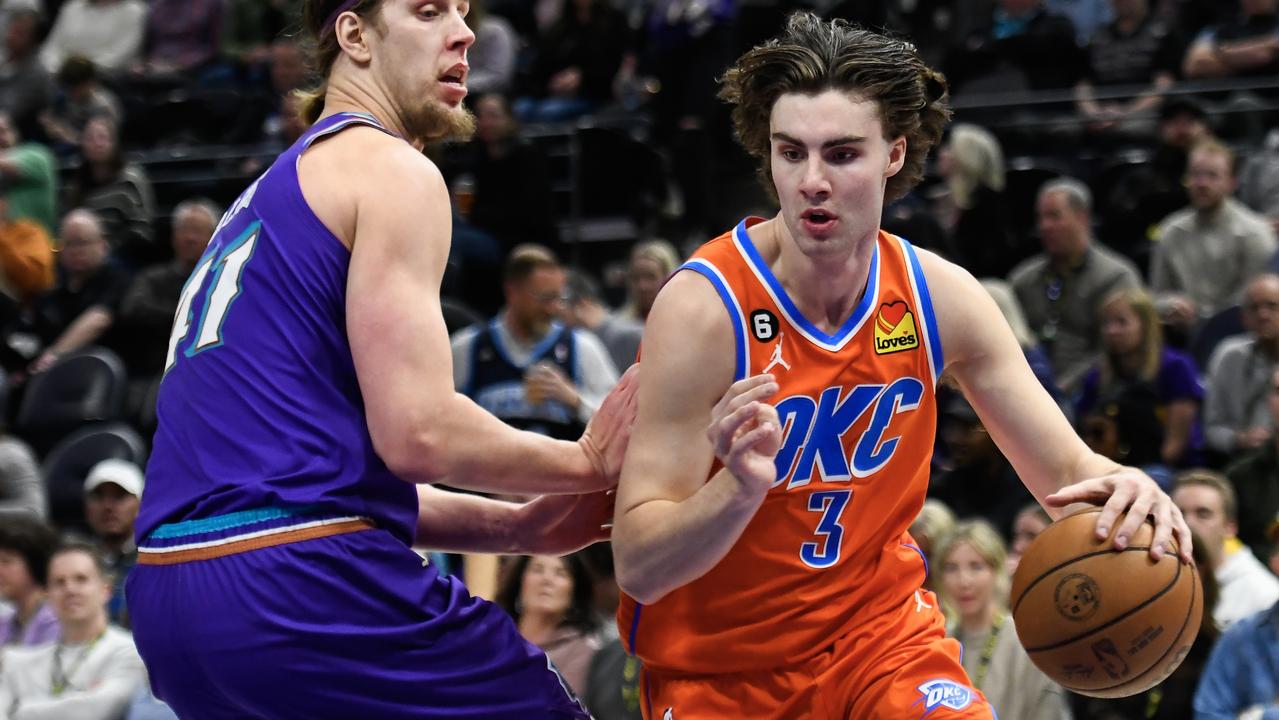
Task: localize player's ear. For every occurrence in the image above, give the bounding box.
[885,136,906,178]
[335,11,374,65]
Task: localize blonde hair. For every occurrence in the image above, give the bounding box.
[296,0,386,126]
[1099,287,1163,387]
[981,279,1035,348]
[946,123,1005,209]
[630,239,680,277]
[936,519,1010,614]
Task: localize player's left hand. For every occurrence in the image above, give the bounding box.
[1045,467,1193,564]
[514,489,615,555]
[578,364,639,489]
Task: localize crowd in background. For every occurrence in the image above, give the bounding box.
[0,0,1277,718]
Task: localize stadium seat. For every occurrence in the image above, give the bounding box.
[15,346,127,455]
[41,422,148,532]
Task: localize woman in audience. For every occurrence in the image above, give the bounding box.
[0,516,59,647]
[1007,502,1051,575]
[1077,288,1204,468]
[496,553,601,695]
[935,123,1018,279]
[938,520,1072,720]
[619,239,679,324]
[62,114,156,267]
[910,498,956,592]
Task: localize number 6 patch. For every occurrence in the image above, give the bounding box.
[750,310,778,342]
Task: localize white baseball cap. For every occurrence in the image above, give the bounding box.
[83,459,144,497]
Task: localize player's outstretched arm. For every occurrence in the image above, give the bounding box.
[921,250,1193,564]
[334,131,635,495]
[612,272,782,605]
[414,484,613,556]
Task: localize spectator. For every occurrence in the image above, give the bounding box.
[909,498,956,593]
[1077,288,1204,467]
[982,279,1059,397]
[0,431,41,520]
[1007,502,1051,575]
[1193,599,1279,719]
[23,208,127,374]
[0,543,145,718]
[1241,127,1279,235]
[1074,0,1183,138]
[563,269,641,374]
[937,520,1071,720]
[1225,366,1279,563]
[131,0,222,83]
[931,394,1036,537]
[1182,0,1279,80]
[62,114,156,265]
[450,244,619,439]
[1172,469,1279,628]
[1009,177,1142,392]
[466,0,517,95]
[38,0,146,77]
[1202,273,1279,455]
[0,183,54,315]
[37,57,122,156]
[0,8,51,139]
[495,554,601,696]
[619,239,679,324]
[516,0,629,123]
[945,0,1083,94]
[0,110,56,235]
[935,124,1019,280]
[1047,0,1114,44]
[0,517,57,647]
[82,459,141,628]
[1151,138,1276,333]
[116,198,216,382]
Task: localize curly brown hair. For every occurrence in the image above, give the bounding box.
[295,0,387,126]
[718,12,951,205]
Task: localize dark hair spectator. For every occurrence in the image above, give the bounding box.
[496,554,600,695]
[63,114,157,265]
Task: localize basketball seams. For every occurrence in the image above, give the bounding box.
[1012,546,1154,617]
[1023,556,1182,653]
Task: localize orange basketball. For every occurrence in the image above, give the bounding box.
[1009,507,1202,699]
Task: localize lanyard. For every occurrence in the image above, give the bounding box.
[972,612,1006,690]
[51,630,105,696]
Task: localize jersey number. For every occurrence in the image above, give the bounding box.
[800,489,851,569]
[164,223,261,372]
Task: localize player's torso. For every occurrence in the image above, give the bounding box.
[139,113,415,544]
[620,218,943,674]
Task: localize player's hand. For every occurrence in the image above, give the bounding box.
[1045,467,1193,564]
[708,374,781,497]
[514,489,615,555]
[578,364,639,489]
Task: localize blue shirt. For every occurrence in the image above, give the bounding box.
[1194,602,1279,719]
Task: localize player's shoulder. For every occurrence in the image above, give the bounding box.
[309,123,444,193]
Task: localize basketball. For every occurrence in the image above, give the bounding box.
[1009,507,1202,699]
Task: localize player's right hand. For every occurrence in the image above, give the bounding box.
[709,374,782,496]
[579,364,640,489]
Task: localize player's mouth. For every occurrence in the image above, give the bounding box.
[800,208,838,235]
[439,64,468,98]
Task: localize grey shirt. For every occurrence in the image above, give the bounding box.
[1203,335,1277,453]
[1151,198,1277,319]
[1009,242,1142,392]
[0,437,43,520]
[591,313,643,374]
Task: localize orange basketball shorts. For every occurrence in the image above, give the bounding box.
[638,589,996,720]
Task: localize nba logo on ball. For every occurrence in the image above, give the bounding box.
[916,679,973,713]
[1054,573,1100,621]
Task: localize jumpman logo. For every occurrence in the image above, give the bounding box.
[914,590,932,613]
[763,332,790,373]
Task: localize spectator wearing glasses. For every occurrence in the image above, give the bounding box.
[450,244,619,440]
[1226,365,1279,563]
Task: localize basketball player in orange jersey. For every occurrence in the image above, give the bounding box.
[611,13,1193,719]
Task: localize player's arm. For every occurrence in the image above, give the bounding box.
[413,484,612,556]
[612,272,781,604]
[920,250,1192,563]
[339,133,633,495]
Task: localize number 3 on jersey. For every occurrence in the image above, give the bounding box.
[801,489,851,568]
[164,222,261,372]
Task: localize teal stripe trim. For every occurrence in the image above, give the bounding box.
[149,504,323,539]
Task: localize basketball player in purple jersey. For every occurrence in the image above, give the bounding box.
[125,1,630,717]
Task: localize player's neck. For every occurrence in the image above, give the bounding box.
[61,615,107,645]
[766,217,874,333]
[319,85,422,152]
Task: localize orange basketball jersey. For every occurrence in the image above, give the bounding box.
[618,217,944,675]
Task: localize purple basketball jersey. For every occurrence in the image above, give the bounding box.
[137,113,417,545]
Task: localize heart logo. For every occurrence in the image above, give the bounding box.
[878,301,909,331]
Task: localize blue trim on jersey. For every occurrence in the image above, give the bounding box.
[732,219,879,348]
[489,319,567,370]
[149,504,323,539]
[568,330,580,385]
[899,239,944,382]
[678,260,747,381]
[628,604,643,657]
[903,542,929,577]
[302,112,395,150]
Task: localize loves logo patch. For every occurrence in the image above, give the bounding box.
[874,301,919,355]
